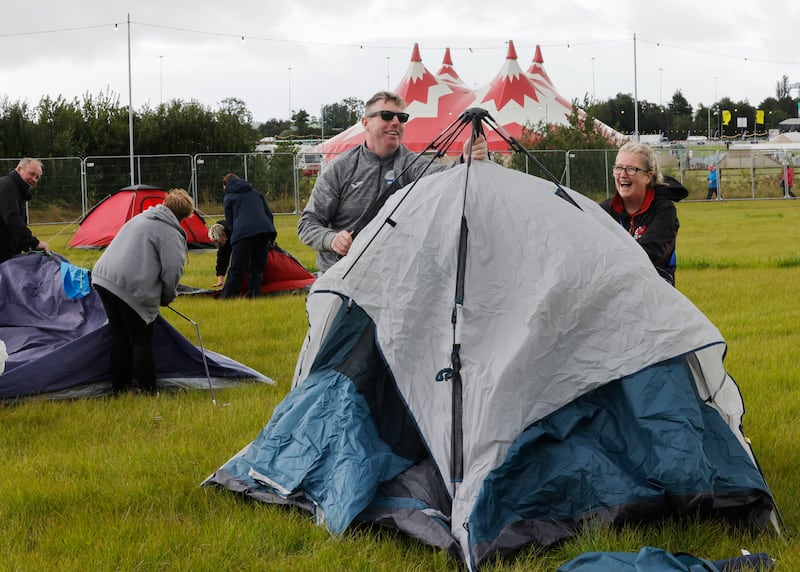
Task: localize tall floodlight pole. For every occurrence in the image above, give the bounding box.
[127,13,135,185]
[633,33,640,142]
[159,55,164,105]
[591,57,596,101]
[287,67,292,118]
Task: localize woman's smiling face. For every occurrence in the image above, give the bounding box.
[613,150,654,206]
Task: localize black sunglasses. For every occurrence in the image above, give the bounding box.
[366,110,410,123]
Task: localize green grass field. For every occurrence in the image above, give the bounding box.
[2,199,799,571]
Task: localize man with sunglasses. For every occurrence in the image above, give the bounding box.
[298,90,487,273]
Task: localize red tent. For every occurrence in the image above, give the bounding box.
[68,185,215,249]
[232,244,316,296]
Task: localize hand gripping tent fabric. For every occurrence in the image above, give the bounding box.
[204,112,780,570]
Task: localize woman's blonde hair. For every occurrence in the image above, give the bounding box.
[616,141,664,186]
[163,188,194,221]
[208,223,227,242]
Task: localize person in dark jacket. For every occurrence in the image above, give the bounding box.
[0,158,50,263]
[91,188,194,395]
[599,142,688,286]
[220,173,277,298]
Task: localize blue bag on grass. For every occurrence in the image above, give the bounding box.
[557,546,774,572]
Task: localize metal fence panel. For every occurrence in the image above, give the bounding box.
[7,147,797,225]
[83,154,194,210]
[0,156,84,224]
[194,152,300,216]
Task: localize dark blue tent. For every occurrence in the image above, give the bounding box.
[0,252,270,399]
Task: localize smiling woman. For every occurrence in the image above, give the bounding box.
[599,141,688,286]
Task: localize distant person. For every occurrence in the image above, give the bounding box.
[780,164,795,198]
[0,158,50,263]
[298,90,489,274]
[208,220,231,288]
[706,164,718,200]
[220,173,277,299]
[599,142,688,286]
[91,188,194,395]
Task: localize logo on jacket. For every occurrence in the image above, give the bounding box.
[350,181,364,189]
[632,225,646,241]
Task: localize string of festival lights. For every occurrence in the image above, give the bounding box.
[2,19,799,67]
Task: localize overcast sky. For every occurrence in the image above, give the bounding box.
[2,0,799,123]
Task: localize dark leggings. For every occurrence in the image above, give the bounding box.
[220,233,270,298]
[94,285,157,393]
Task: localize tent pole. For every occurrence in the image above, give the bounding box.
[166,305,217,406]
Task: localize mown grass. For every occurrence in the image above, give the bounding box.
[2,200,799,571]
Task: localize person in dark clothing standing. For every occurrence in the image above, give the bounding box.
[219,173,277,299]
[599,142,688,286]
[0,158,50,263]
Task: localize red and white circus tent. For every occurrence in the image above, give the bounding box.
[317,40,584,157]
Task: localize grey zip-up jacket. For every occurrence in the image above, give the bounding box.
[298,143,450,273]
[92,204,187,323]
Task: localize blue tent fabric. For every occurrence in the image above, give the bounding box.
[468,357,775,563]
[207,301,413,533]
[219,369,412,533]
[0,252,270,399]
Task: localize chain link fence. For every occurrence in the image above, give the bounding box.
[5,146,796,225]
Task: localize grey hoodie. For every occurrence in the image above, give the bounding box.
[298,143,450,272]
[92,204,187,323]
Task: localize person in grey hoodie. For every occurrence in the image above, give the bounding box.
[298,90,488,274]
[91,188,194,395]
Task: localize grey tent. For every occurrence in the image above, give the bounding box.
[204,161,779,569]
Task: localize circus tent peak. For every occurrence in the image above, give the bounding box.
[436,47,468,87]
[526,44,554,87]
[524,44,573,110]
[477,40,541,111]
[395,42,444,107]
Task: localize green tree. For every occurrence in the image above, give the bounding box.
[79,89,130,156]
[0,97,37,157]
[36,96,85,156]
[258,118,292,138]
[321,97,363,137]
[509,99,616,195]
[291,109,311,138]
[776,75,791,99]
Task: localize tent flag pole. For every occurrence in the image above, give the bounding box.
[433,108,488,483]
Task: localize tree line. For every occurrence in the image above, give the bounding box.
[588,75,798,139]
[0,91,364,159]
[1,75,797,160]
